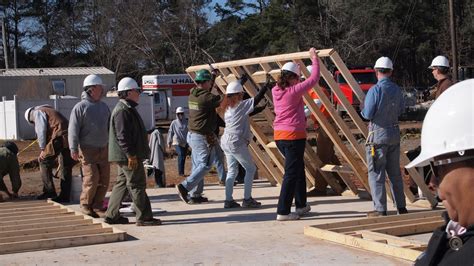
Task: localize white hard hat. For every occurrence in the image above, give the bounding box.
[304,99,323,117]
[83,74,104,89]
[176,107,185,113]
[24,107,35,124]
[429,55,450,69]
[282,62,301,76]
[226,81,243,94]
[406,79,474,168]
[374,57,393,70]
[117,77,140,92]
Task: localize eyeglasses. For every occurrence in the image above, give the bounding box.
[429,155,474,179]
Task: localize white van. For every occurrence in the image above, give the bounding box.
[142,74,195,120]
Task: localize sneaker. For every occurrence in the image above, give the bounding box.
[276,213,300,221]
[366,210,387,217]
[224,200,241,208]
[81,206,100,218]
[104,216,129,225]
[189,196,209,204]
[218,180,225,186]
[397,207,408,215]
[175,184,189,203]
[295,204,311,216]
[242,197,261,208]
[136,218,162,226]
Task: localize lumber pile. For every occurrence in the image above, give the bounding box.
[186,49,436,208]
[0,200,126,254]
[304,210,444,261]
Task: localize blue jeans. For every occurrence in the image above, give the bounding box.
[275,139,307,215]
[182,132,218,197]
[221,136,256,201]
[175,145,188,176]
[213,143,227,182]
[366,144,406,212]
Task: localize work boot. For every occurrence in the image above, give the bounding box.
[397,207,409,215]
[136,218,162,226]
[242,197,261,208]
[189,196,209,204]
[81,206,99,218]
[295,204,311,216]
[366,210,387,217]
[37,192,57,200]
[175,184,189,203]
[224,200,241,209]
[104,216,129,225]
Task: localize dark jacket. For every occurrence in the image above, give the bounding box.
[109,99,150,162]
[415,215,474,266]
[188,87,222,135]
[0,147,21,193]
[435,78,454,99]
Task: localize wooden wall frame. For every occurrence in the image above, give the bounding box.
[186,49,436,207]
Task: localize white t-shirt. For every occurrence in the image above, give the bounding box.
[222,98,254,142]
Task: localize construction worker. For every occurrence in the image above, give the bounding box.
[426,55,454,100]
[24,105,76,202]
[272,47,319,221]
[175,69,223,204]
[167,107,188,177]
[104,77,160,226]
[0,142,21,202]
[68,74,111,217]
[406,79,474,265]
[220,80,268,209]
[361,57,407,217]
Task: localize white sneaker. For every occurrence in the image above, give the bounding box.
[295,204,311,216]
[276,213,300,221]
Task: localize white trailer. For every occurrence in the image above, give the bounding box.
[142,74,194,120]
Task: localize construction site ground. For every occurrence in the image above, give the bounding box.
[1,181,433,265]
[0,121,432,264]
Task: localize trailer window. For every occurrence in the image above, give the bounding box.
[337,73,377,84]
[154,93,161,104]
[52,80,66,95]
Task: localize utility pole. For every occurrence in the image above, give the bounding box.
[1,18,8,70]
[448,0,458,82]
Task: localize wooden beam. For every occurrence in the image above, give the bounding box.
[0,218,92,232]
[372,220,444,236]
[329,51,366,103]
[304,226,423,262]
[321,164,353,174]
[186,49,335,72]
[314,210,444,230]
[330,216,443,233]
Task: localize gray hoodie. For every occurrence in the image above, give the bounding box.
[68,91,110,152]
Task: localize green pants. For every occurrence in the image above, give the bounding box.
[105,163,152,222]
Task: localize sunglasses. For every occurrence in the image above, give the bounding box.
[429,154,474,180]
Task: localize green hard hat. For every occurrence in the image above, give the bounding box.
[195,69,212,82]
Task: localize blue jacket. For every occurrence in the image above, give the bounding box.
[361,77,404,145]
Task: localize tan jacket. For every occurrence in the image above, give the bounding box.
[38,106,69,157]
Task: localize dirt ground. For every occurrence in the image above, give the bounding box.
[1,121,422,198]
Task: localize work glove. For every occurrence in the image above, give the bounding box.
[128,155,139,170]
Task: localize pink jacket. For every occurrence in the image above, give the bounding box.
[272,58,320,134]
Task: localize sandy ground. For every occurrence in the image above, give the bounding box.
[0,181,434,265]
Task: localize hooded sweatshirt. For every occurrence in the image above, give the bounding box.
[272,58,320,140]
[188,87,222,135]
[68,91,110,152]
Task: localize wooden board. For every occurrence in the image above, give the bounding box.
[304,210,444,262]
[0,200,126,255]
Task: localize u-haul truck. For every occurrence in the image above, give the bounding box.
[142,74,195,120]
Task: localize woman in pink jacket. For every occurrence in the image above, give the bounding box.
[273,47,320,221]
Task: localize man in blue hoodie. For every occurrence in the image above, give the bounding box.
[69,74,111,217]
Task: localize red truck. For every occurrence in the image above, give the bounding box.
[332,67,377,113]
